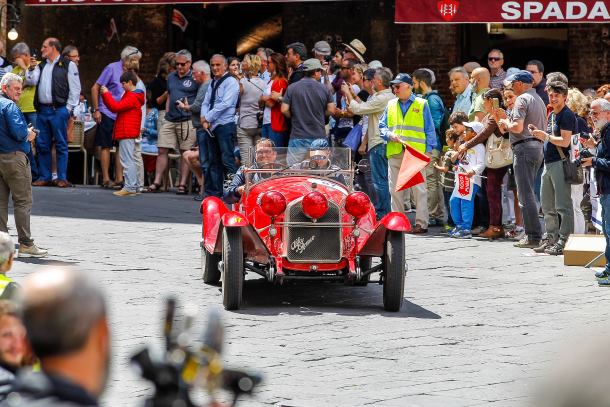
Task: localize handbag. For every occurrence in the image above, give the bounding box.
[342,123,363,152]
[485,132,513,168]
[551,114,583,185]
[556,145,583,184]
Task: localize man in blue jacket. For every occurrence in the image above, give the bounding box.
[0,73,47,257]
[581,98,610,285]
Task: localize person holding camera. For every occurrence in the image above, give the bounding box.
[529,81,575,255]
[0,73,47,257]
[580,99,610,284]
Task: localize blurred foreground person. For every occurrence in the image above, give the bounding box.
[0,300,28,401]
[1,268,109,406]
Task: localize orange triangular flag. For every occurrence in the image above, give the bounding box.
[395,144,431,192]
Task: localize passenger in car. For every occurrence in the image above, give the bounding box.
[289,138,346,184]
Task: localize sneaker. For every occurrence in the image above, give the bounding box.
[19,244,48,258]
[595,270,609,279]
[448,228,461,238]
[544,240,566,256]
[533,236,554,253]
[514,236,541,248]
[113,189,137,197]
[455,230,472,239]
[598,278,610,287]
[506,226,525,240]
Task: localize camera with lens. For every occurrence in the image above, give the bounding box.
[324,55,332,63]
[575,149,594,167]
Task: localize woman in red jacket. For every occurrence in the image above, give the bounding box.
[101,70,145,196]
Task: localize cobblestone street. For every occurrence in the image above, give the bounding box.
[10,186,610,406]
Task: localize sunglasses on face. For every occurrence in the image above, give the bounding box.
[176,62,189,67]
[488,57,502,62]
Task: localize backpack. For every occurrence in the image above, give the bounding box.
[423,92,450,149]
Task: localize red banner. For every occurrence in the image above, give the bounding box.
[396,0,610,23]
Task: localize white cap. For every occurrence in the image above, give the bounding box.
[368,60,382,69]
[463,121,485,134]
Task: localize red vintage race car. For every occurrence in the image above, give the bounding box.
[200,146,411,311]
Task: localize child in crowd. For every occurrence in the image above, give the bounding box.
[101,70,145,197]
[435,129,460,231]
[448,122,486,239]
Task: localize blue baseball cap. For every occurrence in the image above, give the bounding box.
[310,138,329,151]
[507,70,534,84]
[390,73,413,86]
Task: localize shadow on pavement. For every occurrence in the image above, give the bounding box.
[27,186,201,224]
[15,258,79,266]
[234,278,441,319]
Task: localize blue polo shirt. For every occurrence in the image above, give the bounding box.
[165,70,199,123]
[0,96,30,154]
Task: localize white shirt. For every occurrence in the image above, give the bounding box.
[26,55,81,111]
[456,143,486,187]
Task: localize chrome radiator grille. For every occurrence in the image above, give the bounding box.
[285,200,342,263]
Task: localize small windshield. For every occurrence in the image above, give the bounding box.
[243,145,352,186]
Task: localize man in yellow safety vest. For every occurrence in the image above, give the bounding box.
[379,73,438,234]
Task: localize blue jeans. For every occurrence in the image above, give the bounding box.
[24,112,38,181]
[450,184,480,231]
[369,144,391,219]
[196,128,209,174]
[204,123,237,198]
[443,189,454,227]
[36,105,69,182]
[287,138,314,166]
[601,194,610,273]
[262,124,288,148]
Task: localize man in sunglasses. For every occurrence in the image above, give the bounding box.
[148,49,199,194]
[487,49,506,90]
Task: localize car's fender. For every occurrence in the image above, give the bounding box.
[221,211,271,262]
[201,197,229,254]
[358,212,411,256]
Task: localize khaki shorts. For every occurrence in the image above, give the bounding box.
[157,120,197,151]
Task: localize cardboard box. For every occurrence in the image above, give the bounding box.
[564,234,607,267]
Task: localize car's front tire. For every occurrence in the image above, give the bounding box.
[201,243,221,285]
[382,231,405,312]
[222,227,244,310]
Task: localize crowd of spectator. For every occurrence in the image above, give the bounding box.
[1,37,610,264]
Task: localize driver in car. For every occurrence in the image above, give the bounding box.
[290,138,345,184]
[224,139,279,203]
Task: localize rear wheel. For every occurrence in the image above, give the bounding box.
[382,231,405,312]
[222,227,244,310]
[355,256,372,286]
[201,243,221,284]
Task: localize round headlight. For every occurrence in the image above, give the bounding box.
[302,191,328,220]
[260,191,287,217]
[345,192,371,218]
